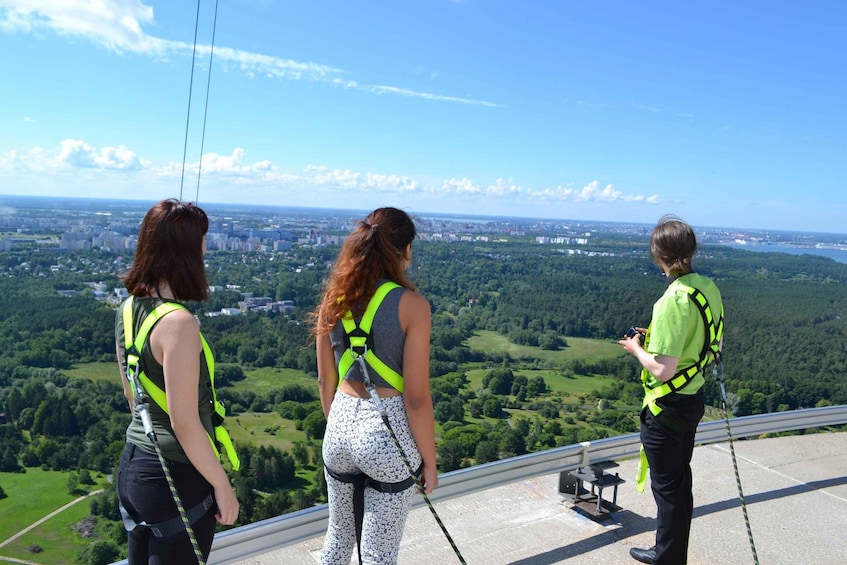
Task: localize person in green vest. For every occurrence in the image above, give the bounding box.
[311,207,437,565]
[115,199,239,564]
[620,215,724,565]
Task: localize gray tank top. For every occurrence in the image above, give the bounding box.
[329,281,406,389]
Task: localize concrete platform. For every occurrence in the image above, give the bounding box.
[233,432,847,564]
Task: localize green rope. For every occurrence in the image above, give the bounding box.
[136,401,207,565]
[714,357,760,565]
[355,356,467,564]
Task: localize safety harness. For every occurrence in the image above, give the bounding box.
[120,297,240,549]
[122,297,240,471]
[641,285,724,418]
[635,282,723,493]
[337,281,404,392]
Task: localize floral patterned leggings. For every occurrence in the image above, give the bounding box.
[321,390,422,565]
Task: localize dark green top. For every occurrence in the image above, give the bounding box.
[115,296,214,464]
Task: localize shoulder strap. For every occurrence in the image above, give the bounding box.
[123,298,187,411]
[121,297,240,471]
[643,284,723,414]
[337,281,404,392]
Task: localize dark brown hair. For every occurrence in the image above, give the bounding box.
[650,214,697,277]
[312,207,417,336]
[122,199,210,301]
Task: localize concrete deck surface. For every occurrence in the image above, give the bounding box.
[233,431,847,565]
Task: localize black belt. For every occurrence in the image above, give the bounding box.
[325,463,422,564]
[120,493,215,539]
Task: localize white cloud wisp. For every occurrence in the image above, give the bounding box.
[0,0,498,107]
[1,140,660,210]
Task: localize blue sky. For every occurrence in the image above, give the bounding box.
[0,1,844,233]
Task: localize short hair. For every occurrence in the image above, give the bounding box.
[650,214,697,277]
[122,199,209,301]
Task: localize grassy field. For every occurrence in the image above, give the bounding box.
[466,330,624,363]
[0,468,109,562]
[238,367,317,395]
[64,362,116,383]
[465,368,614,403]
[64,363,318,397]
[227,412,308,451]
[1,492,98,565]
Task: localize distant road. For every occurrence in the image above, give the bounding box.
[0,489,104,550]
[0,555,40,564]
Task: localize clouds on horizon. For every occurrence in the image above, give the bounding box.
[0,0,499,107]
[0,139,661,208]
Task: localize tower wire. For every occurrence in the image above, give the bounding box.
[195,0,220,205]
[179,0,204,201]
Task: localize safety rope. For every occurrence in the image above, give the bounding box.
[354,356,467,564]
[128,370,206,564]
[713,354,760,564]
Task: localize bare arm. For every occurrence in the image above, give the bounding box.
[316,332,339,418]
[618,330,680,382]
[399,291,438,494]
[151,311,239,525]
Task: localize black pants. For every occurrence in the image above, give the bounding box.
[117,443,216,564]
[640,392,705,565]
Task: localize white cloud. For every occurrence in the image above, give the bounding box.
[2,140,661,208]
[365,85,500,108]
[0,0,164,53]
[1,147,44,170]
[0,0,498,107]
[59,139,148,170]
[486,178,525,197]
[441,177,481,194]
[530,180,660,204]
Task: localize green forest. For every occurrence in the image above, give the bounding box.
[1,238,846,564]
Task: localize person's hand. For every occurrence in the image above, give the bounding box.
[419,462,438,495]
[618,327,646,355]
[213,482,239,525]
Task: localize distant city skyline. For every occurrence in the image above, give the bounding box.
[1,1,845,233]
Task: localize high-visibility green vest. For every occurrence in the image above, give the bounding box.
[337,281,405,392]
[636,284,723,492]
[641,285,724,417]
[122,297,240,471]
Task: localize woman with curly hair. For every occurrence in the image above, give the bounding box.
[311,207,437,565]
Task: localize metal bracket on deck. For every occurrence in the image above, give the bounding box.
[558,459,625,518]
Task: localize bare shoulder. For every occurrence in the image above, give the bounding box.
[399,289,431,331]
[400,289,430,315]
[155,307,200,336]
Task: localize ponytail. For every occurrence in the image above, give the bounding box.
[311,208,417,336]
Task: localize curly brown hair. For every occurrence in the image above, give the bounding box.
[312,207,417,336]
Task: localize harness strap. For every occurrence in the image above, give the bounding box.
[641,285,724,417]
[120,493,215,538]
[122,298,240,471]
[636,283,723,493]
[337,282,404,392]
[325,463,422,565]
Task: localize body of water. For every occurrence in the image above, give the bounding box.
[722,243,847,264]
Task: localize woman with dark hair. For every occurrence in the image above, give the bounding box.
[116,199,239,564]
[312,207,437,565]
[620,215,724,565]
